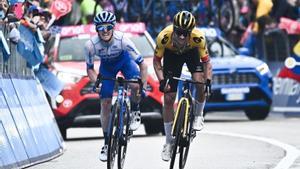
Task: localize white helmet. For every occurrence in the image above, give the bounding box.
[93,11,116,26]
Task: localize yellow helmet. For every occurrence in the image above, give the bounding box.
[173,11,196,33]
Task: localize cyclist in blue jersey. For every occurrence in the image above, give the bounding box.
[84,11,148,162]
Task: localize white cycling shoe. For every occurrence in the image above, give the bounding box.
[129,110,141,131]
[193,116,204,131]
[99,145,108,162]
[161,143,173,161]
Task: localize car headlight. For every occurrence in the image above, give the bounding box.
[57,71,82,84]
[256,63,270,75]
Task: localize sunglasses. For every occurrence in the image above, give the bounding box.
[174,27,191,37]
[96,24,114,32]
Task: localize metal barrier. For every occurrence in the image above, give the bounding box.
[262,28,290,63]
[0,23,32,76]
[0,22,64,168]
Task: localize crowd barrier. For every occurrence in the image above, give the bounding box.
[0,73,64,169]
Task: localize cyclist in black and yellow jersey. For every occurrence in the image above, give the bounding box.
[153,11,213,161]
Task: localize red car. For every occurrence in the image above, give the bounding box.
[49,23,163,139]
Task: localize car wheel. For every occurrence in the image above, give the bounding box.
[245,107,270,120]
[144,119,164,135]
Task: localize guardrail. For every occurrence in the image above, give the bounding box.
[0,21,64,168]
[0,74,65,168]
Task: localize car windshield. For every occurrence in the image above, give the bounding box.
[58,35,154,62]
[206,37,237,58]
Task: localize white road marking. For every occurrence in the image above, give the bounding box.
[204,131,300,169]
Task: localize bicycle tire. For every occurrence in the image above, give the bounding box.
[117,103,130,169]
[107,103,119,169]
[170,100,187,169]
[218,0,235,34]
[179,108,194,169]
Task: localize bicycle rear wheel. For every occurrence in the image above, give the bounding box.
[117,104,130,169]
[170,100,187,169]
[179,112,194,169]
[218,0,235,34]
[107,103,119,169]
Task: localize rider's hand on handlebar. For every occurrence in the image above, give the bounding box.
[93,74,102,93]
[205,79,212,100]
[159,79,171,93]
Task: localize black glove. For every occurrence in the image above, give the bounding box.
[93,74,102,92]
[159,79,168,93]
[205,79,212,99]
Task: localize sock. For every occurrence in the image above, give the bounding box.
[194,100,206,117]
[131,102,140,111]
[104,132,108,145]
[164,122,173,144]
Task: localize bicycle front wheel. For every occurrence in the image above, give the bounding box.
[107,103,119,169]
[117,104,130,169]
[179,110,194,169]
[170,100,187,169]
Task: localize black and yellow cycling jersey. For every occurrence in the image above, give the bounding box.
[154,25,210,63]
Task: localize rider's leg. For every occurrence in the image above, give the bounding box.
[130,83,141,110]
[192,72,206,131]
[185,48,206,131]
[128,83,142,130]
[100,98,112,144]
[161,92,176,161]
[122,58,143,131]
[163,92,177,144]
[161,49,185,161]
[99,85,114,162]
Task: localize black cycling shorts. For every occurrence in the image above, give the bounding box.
[163,48,203,93]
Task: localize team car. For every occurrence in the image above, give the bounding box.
[49,23,163,139]
[179,28,273,120]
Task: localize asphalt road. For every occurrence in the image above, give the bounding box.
[30,112,300,169]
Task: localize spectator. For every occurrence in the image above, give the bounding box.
[80,0,102,24]
[0,0,9,21]
[112,0,128,21]
[126,0,143,21]
[240,0,274,59]
[99,0,115,13]
[271,0,299,22]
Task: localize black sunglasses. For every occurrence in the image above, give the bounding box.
[174,27,191,37]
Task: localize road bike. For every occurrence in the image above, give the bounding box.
[169,76,206,169]
[94,74,142,169]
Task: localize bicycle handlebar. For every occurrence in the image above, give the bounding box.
[171,76,206,85]
[93,74,143,93]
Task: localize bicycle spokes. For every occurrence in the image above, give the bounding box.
[117,105,130,169]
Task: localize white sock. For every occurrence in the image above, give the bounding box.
[194,100,206,117]
[164,122,173,144]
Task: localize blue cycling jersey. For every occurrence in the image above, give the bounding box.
[84,31,143,69]
[84,31,143,98]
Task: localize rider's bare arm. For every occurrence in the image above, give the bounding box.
[203,61,212,81]
[153,56,164,82]
[87,69,97,83]
[84,39,98,83]
[139,62,148,89]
